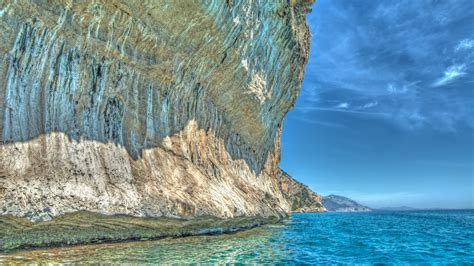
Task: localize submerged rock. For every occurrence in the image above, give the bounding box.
[0,0,320,227]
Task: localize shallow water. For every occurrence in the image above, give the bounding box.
[1,210,473,264]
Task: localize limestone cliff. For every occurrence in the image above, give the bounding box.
[0,0,317,222]
[278,170,326,212]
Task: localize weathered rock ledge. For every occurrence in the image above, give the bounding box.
[0,0,322,243]
[0,211,282,252]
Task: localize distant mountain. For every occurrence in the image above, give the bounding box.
[322,195,372,212]
[376,206,418,211]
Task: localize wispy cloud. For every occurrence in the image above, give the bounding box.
[335,102,349,108]
[455,39,474,52]
[295,116,346,128]
[387,83,408,94]
[359,101,378,109]
[297,0,474,131]
[432,64,467,87]
[298,106,389,116]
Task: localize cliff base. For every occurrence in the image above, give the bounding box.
[0,212,283,252]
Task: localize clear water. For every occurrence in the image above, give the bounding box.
[2,210,473,264]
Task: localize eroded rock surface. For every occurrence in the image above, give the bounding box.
[278,170,326,213]
[0,0,319,221]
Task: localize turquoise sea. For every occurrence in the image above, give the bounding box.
[2,210,473,264]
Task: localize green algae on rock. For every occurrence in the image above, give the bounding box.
[0,211,282,252]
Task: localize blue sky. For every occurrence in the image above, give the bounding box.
[280,0,473,209]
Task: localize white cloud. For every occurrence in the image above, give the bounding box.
[335,102,349,108]
[392,110,428,130]
[387,83,408,94]
[301,0,473,132]
[299,106,389,117]
[455,39,474,52]
[295,116,346,128]
[432,64,466,87]
[410,112,425,122]
[360,101,378,109]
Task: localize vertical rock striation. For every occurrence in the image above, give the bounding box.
[0,0,321,222]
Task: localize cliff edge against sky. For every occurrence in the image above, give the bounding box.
[0,0,322,227]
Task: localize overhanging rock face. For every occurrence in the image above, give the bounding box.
[0,0,318,221]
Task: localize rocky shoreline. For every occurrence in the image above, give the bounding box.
[0,211,284,252]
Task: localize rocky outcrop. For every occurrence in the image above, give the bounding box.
[322,195,372,212]
[278,170,326,213]
[0,211,281,252]
[0,0,315,222]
